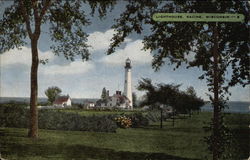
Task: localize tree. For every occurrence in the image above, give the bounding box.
[45,86,62,104]
[0,0,115,138]
[138,78,192,111]
[132,92,137,108]
[101,87,107,100]
[108,1,249,159]
[137,78,204,126]
[186,86,196,97]
[185,86,204,116]
[137,78,158,110]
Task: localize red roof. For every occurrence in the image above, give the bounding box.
[53,96,70,104]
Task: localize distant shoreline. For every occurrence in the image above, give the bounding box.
[0,97,99,104]
[1,97,249,103]
[0,96,99,99]
[1,97,249,113]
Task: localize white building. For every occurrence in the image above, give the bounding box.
[96,58,134,110]
[85,101,95,109]
[98,91,130,109]
[124,58,133,109]
[53,95,71,108]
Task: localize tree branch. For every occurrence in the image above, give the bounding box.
[19,0,33,38]
[40,0,51,20]
[32,0,39,23]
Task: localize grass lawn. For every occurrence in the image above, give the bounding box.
[0,112,248,160]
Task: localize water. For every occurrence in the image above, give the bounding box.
[1,97,249,113]
[201,101,250,113]
[0,97,98,104]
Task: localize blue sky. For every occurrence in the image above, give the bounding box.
[0,1,249,101]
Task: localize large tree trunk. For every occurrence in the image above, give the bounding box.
[19,0,50,138]
[28,37,39,138]
[212,23,220,160]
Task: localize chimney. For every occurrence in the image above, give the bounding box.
[116,91,121,95]
[107,90,109,97]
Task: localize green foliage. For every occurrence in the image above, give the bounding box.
[108,1,249,87]
[0,2,27,53]
[108,2,249,158]
[119,112,150,128]
[129,112,149,128]
[39,110,117,132]
[0,0,116,138]
[132,92,138,108]
[175,88,204,114]
[1,112,248,160]
[0,104,150,132]
[114,116,132,128]
[137,78,204,114]
[101,87,108,100]
[0,104,28,128]
[0,112,210,160]
[104,112,150,128]
[145,110,171,123]
[0,0,115,59]
[44,86,62,104]
[0,104,117,132]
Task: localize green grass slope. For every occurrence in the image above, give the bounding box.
[0,112,248,160]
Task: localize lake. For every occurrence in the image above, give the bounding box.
[0,97,98,104]
[201,101,249,113]
[0,97,249,113]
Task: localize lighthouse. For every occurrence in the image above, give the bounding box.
[124,58,133,109]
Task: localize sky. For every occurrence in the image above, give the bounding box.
[0,1,249,101]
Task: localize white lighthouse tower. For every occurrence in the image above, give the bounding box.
[124,58,133,109]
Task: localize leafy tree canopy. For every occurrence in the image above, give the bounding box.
[137,78,204,113]
[132,92,137,108]
[0,0,116,60]
[44,86,62,104]
[108,0,249,89]
[112,2,249,159]
[101,87,107,100]
[0,0,116,138]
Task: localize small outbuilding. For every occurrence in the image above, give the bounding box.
[53,95,71,108]
[85,101,95,109]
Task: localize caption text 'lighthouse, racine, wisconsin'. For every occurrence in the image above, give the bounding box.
[124,58,133,109]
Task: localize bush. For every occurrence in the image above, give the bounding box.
[129,113,149,128]
[115,112,149,128]
[0,104,28,128]
[145,110,171,123]
[114,116,132,128]
[0,104,117,132]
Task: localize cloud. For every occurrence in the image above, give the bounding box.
[99,39,153,65]
[87,29,132,52]
[0,47,32,67]
[0,46,93,75]
[40,61,94,75]
[0,46,55,68]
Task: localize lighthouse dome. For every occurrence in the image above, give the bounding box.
[126,58,131,63]
[125,58,132,69]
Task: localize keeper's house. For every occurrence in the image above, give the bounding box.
[53,95,71,108]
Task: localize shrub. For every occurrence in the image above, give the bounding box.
[114,112,149,128]
[0,105,117,132]
[114,116,132,128]
[0,104,28,128]
[145,110,171,123]
[129,113,149,128]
